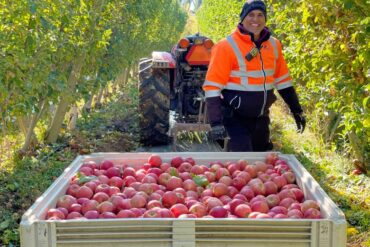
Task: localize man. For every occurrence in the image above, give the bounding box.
[203,0,306,151]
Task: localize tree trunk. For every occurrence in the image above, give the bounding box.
[17,116,38,149]
[83,94,93,112]
[68,105,79,130]
[103,84,110,100]
[21,99,46,152]
[45,56,85,143]
[95,85,104,108]
[123,67,130,85]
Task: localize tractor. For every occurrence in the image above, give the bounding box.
[138,34,214,146]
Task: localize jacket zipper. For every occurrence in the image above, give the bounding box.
[258,47,267,117]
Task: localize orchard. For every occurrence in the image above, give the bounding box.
[46,153,322,220]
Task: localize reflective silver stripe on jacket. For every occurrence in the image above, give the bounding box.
[230,69,274,78]
[269,37,278,70]
[275,72,290,83]
[226,36,249,87]
[205,90,222,97]
[203,79,225,89]
[275,80,293,90]
[203,79,224,98]
[226,82,274,91]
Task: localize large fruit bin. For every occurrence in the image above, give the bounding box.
[20,152,346,247]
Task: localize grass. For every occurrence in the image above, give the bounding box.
[0,86,369,246]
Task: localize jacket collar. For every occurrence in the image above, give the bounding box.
[236,23,271,48]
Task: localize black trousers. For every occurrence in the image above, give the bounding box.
[223,108,273,152]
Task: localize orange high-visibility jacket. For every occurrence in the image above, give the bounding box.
[203,28,293,117]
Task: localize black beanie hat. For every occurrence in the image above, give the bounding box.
[240,0,267,22]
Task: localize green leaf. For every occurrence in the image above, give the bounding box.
[192,175,209,187]
[29,1,37,14]
[6,182,19,191]
[0,220,10,230]
[363,96,369,109]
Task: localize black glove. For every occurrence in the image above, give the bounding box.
[293,112,306,133]
[210,125,228,140]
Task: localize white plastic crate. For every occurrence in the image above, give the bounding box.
[20,152,347,247]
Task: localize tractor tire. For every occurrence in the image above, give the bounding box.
[138,59,170,145]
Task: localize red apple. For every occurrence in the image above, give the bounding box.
[279,198,296,209]
[106,167,120,178]
[108,176,123,188]
[160,162,171,172]
[212,183,229,197]
[84,181,97,192]
[162,191,178,208]
[205,197,223,210]
[264,181,278,195]
[272,175,287,189]
[304,208,321,219]
[148,154,162,167]
[84,210,99,219]
[69,203,82,213]
[234,204,251,218]
[66,184,80,197]
[79,166,94,176]
[178,162,192,173]
[130,194,147,208]
[92,192,110,203]
[301,200,320,213]
[189,203,207,217]
[108,186,120,196]
[209,206,228,218]
[288,209,304,218]
[237,159,249,171]
[204,171,216,183]
[122,167,136,178]
[97,175,109,184]
[97,201,115,214]
[244,165,257,178]
[81,200,99,214]
[46,208,65,220]
[147,200,163,209]
[143,207,162,218]
[228,199,245,213]
[278,189,296,201]
[99,212,117,219]
[159,208,175,218]
[239,186,255,201]
[290,188,305,202]
[76,186,93,199]
[166,176,182,191]
[282,171,296,184]
[170,156,184,168]
[182,179,197,191]
[67,212,83,219]
[117,209,135,218]
[100,160,114,170]
[265,153,279,165]
[56,195,77,211]
[251,200,269,213]
[270,206,288,215]
[266,194,280,208]
[170,203,189,217]
[95,184,110,194]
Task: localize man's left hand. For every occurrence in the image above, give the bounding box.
[293,112,306,133]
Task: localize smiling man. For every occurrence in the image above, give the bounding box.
[203,0,306,152]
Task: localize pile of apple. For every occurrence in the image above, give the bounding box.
[46,153,322,220]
